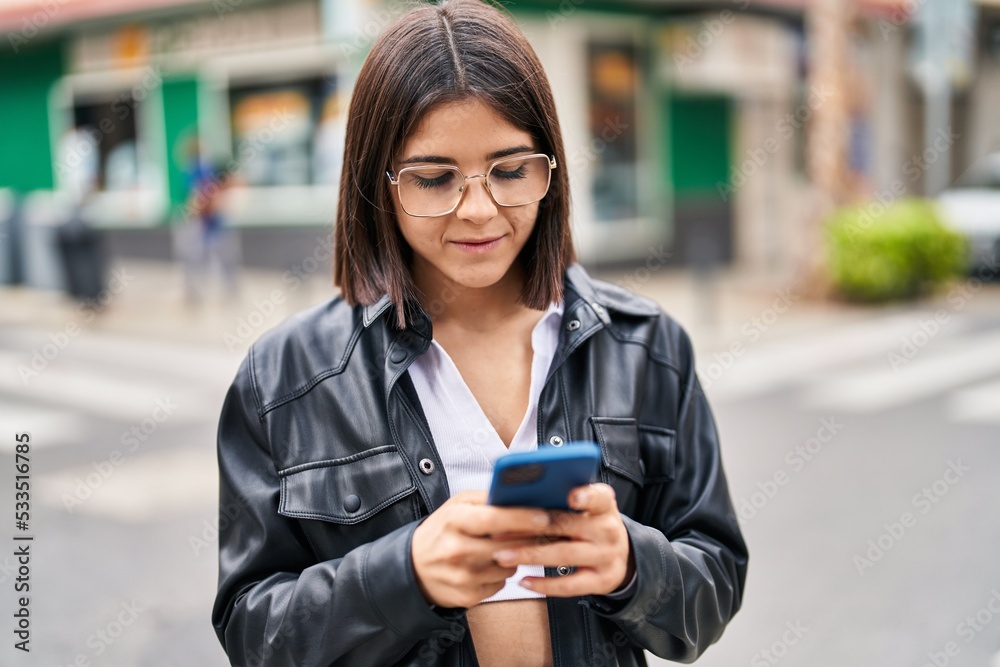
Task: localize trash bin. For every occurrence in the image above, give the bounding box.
[56,213,107,301]
[0,189,15,285]
[20,190,76,291]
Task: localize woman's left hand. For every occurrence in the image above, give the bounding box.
[491,483,636,597]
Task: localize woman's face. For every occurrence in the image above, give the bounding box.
[390,97,541,295]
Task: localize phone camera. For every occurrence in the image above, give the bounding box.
[500,463,544,485]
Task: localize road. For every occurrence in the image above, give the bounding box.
[0,274,997,667]
[669,292,1000,667]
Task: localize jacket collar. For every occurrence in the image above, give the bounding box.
[563,262,662,320]
[362,294,393,328]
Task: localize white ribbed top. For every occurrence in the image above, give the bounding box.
[408,301,564,603]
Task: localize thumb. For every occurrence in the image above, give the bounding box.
[449,489,489,505]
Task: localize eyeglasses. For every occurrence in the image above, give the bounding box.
[386,153,557,218]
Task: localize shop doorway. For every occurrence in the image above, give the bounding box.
[666,93,734,267]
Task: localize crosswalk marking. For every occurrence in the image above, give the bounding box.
[0,400,89,449]
[2,308,998,432]
[0,326,240,385]
[0,325,239,430]
[0,350,221,425]
[34,445,218,523]
[702,312,977,403]
[948,378,1000,425]
[800,329,1000,413]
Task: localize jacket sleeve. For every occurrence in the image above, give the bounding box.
[588,323,749,663]
[211,351,464,667]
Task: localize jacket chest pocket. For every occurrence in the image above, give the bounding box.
[589,417,676,515]
[278,445,420,557]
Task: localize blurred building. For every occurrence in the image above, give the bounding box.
[968,1,1000,161]
[0,0,997,280]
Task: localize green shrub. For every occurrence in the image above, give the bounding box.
[825,198,967,302]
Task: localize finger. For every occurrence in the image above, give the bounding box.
[517,568,611,597]
[417,534,549,598]
[449,490,489,505]
[431,544,518,581]
[485,534,569,560]
[434,534,544,574]
[489,530,570,543]
[538,510,587,539]
[492,540,603,568]
[460,535,559,570]
[463,535,559,569]
[537,507,614,540]
[490,530,536,541]
[431,560,514,583]
[568,483,617,514]
[454,504,551,538]
[435,570,516,608]
[471,562,520,584]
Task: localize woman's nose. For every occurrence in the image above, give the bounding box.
[454,175,497,224]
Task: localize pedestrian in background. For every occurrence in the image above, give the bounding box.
[176,136,239,304]
[213,1,747,665]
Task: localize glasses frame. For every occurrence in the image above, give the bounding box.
[386,153,557,218]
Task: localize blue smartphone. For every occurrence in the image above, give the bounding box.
[487,442,602,510]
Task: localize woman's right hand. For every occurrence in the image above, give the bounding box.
[411,490,553,608]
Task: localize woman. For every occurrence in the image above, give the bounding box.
[212,2,748,666]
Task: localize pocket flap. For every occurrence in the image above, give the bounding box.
[638,424,676,482]
[589,417,643,486]
[278,445,417,524]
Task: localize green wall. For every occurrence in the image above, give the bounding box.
[160,75,200,212]
[504,0,675,17]
[0,40,64,192]
[668,93,732,197]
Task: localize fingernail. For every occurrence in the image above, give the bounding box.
[519,579,534,589]
[493,549,516,562]
[574,490,590,505]
[533,512,550,526]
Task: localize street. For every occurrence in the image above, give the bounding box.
[0,266,997,667]
[673,285,1000,667]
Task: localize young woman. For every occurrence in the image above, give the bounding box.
[212,2,748,666]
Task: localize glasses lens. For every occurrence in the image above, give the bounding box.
[397,166,462,216]
[488,155,552,206]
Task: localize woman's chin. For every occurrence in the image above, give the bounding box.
[447,270,507,291]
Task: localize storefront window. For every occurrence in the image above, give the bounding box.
[65,94,141,196]
[587,41,640,221]
[228,75,343,187]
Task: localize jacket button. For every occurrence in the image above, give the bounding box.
[566,320,581,331]
[548,436,564,447]
[556,565,573,576]
[343,494,361,513]
[418,458,435,474]
[390,349,407,363]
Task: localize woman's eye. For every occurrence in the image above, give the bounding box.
[409,171,454,190]
[492,165,527,180]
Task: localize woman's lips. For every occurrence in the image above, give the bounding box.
[450,236,504,252]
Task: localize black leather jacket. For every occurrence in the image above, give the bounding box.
[212,264,748,666]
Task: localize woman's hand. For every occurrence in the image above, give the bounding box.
[492,483,635,598]
[411,490,554,608]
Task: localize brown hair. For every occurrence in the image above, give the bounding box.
[333,0,575,329]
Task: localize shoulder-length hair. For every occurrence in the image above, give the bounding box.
[333,0,575,329]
